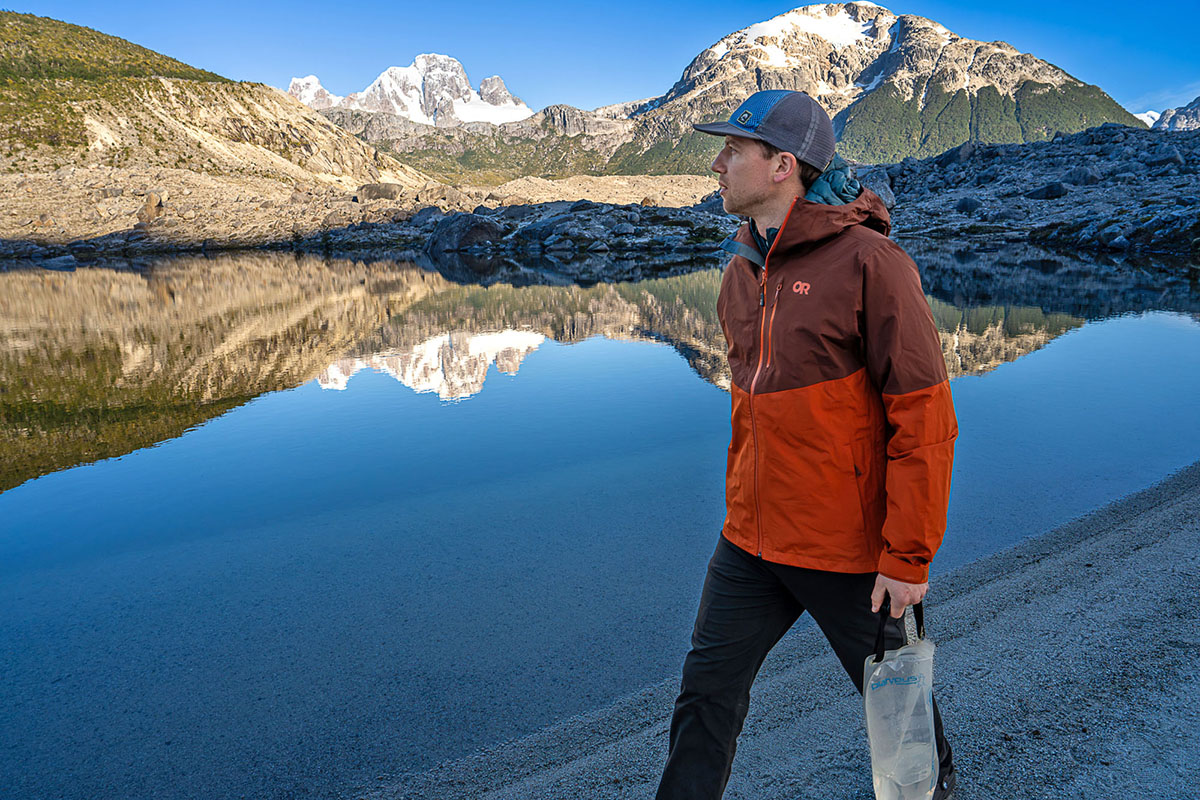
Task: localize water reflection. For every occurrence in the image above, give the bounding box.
[1,244,1197,491]
[0,254,452,491]
[3,246,1199,800]
[318,330,546,399]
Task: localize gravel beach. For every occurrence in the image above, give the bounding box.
[354,460,1200,800]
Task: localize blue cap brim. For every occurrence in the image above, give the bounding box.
[692,121,769,140]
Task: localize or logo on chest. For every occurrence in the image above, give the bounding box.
[792,280,811,295]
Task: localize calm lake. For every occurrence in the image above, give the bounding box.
[2,243,1199,799]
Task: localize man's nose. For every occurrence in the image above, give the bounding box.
[710,153,725,173]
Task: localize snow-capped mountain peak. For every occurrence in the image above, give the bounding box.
[1153,95,1200,131]
[1135,110,1161,126]
[286,75,343,110]
[288,54,534,127]
[703,3,880,68]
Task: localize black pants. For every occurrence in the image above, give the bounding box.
[656,536,953,799]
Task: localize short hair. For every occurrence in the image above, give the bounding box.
[755,140,825,189]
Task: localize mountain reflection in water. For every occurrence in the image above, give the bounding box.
[318,330,547,399]
[1,244,1198,491]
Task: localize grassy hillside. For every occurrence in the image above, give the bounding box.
[0,11,226,81]
[607,130,723,176]
[0,11,421,185]
[0,10,228,155]
[836,79,1145,163]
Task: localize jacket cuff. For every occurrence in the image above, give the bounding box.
[876,550,929,584]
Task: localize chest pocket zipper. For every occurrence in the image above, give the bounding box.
[764,281,783,370]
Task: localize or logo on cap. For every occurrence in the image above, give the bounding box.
[737,110,753,125]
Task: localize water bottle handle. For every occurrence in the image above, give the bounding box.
[872,600,925,663]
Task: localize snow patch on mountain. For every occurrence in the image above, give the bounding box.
[1134,110,1161,126]
[709,3,875,67]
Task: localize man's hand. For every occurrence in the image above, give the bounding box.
[870,574,928,618]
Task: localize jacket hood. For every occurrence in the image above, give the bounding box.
[735,187,891,259]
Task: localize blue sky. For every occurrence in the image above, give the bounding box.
[12,0,1200,113]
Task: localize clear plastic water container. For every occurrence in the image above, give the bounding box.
[863,604,938,800]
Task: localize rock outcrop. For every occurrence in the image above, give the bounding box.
[1153,95,1200,132]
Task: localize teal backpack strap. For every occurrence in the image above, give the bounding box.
[719,235,764,268]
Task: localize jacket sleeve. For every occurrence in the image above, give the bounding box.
[861,241,957,584]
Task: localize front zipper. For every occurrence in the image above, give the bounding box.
[746,198,798,558]
[749,280,782,557]
[748,271,768,556]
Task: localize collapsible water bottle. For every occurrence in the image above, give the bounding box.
[863,601,938,800]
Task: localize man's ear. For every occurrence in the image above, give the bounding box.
[773,151,798,185]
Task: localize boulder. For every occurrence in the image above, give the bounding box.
[1062,166,1102,185]
[510,213,574,246]
[1025,182,1068,200]
[954,196,984,214]
[136,193,165,224]
[691,190,726,215]
[934,141,978,168]
[544,235,577,253]
[357,182,407,201]
[416,183,470,208]
[857,169,895,209]
[495,205,538,222]
[321,209,351,228]
[410,206,446,227]
[426,213,506,256]
[1146,146,1185,167]
[612,223,636,236]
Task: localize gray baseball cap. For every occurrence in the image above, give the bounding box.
[693,90,836,172]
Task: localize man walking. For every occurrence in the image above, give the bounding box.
[656,91,958,799]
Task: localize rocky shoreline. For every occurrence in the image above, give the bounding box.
[1,124,1197,275]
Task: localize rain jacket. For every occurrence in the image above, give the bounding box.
[716,188,956,584]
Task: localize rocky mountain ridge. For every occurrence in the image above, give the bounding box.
[289,55,533,126]
[1153,95,1200,132]
[335,2,1144,183]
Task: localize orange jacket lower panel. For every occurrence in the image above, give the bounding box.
[723,369,955,582]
